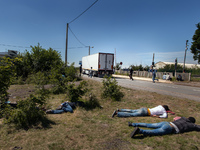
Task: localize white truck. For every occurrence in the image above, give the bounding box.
[82,53,114,77]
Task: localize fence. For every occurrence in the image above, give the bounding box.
[115,70,191,81]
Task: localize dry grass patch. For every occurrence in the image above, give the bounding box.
[1,79,200,149]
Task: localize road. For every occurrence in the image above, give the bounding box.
[82,74,200,102]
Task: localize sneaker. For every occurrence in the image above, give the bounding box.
[130,127,140,138]
[111,110,117,118]
[128,122,132,126]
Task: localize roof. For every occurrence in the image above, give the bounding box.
[155,61,200,68]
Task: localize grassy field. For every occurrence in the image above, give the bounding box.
[1,78,200,150]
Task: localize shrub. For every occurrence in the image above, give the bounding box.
[84,93,101,110]
[101,76,124,101]
[0,57,21,114]
[4,94,48,129]
[66,81,88,102]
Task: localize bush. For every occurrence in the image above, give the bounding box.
[66,81,88,102]
[101,76,124,101]
[4,94,48,129]
[0,57,21,112]
[84,93,101,110]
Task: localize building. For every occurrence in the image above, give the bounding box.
[0,50,18,58]
[155,61,200,69]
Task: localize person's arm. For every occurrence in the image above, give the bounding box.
[151,115,160,118]
[158,112,168,118]
[194,124,200,131]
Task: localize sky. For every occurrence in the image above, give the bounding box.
[0,0,200,68]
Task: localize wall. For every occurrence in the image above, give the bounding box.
[115,70,191,81]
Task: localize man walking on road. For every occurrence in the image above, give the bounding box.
[129,68,134,81]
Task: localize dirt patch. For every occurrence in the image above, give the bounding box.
[7,84,36,102]
[7,84,52,102]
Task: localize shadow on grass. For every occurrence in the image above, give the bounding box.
[79,94,103,111]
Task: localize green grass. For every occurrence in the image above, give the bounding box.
[0,79,200,150]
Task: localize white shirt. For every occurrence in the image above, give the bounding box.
[149,105,168,118]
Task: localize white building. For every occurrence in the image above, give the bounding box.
[155,61,200,69]
[0,50,18,58]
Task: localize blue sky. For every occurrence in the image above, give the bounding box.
[0,0,200,68]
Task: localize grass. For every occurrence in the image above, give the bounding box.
[1,78,200,150]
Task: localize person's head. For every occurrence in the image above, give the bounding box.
[162,105,170,111]
[188,117,196,123]
[163,105,175,115]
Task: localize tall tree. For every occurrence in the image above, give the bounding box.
[190,22,200,63]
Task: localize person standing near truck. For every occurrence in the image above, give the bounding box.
[89,67,93,78]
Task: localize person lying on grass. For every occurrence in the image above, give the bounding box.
[46,101,76,114]
[129,116,200,138]
[46,101,85,114]
[112,105,175,118]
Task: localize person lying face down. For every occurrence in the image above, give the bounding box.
[112,105,175,118]
[129,116,200,138]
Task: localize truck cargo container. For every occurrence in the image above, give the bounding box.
[82,53,114,77]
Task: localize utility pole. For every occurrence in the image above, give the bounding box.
[115,48,116,67]
[87,46,94,55]
[65,23,69,65]
[152,53,155,69]
[183,40,188,73]
[175,58,177,78]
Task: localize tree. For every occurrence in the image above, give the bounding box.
[191,22,200,64]
[115,63,121,70]
[15,43,64,78]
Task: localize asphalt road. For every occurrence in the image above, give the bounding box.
[82,74,200,102]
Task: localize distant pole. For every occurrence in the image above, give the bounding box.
[175,58,177,78]
[183,40,188,73]
[65,23,69,65]
[87,46,93,55]
[115,48,116,67]
[152,53,155,69]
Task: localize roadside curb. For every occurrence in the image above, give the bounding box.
[112,74,173,84]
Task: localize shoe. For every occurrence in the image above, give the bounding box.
[130,127,140,138]
[128,122,132,126]
[111,110,117,118]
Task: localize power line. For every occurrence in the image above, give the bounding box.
[69,0,99,24]
[68,46,87,49]
[68,25,86,47]
[0,44,62,50]
[0,44,31,49]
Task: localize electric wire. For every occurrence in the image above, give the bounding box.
[69,0,99,24]
[0,44,31,49]
[68,25,87,47]
[0,44,62,50]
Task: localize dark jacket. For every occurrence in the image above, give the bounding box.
[172,117,200,133]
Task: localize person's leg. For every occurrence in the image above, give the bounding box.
[152,76,155,82]
[62,103,73,113]
[120,109,138,113]
[51,109,65,114]
[139,122,172,136]
[117,108,148,117]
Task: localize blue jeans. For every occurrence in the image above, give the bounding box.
[117,108,148,117]
[133,122,172,136]
[152,74,158,82]
[52,103,73,114]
